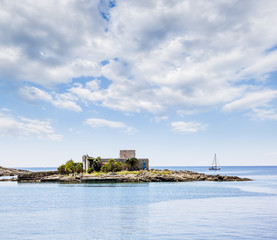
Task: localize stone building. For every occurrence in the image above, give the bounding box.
[82,150,149,172]
[120,150,135,159]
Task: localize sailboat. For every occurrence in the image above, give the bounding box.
[209,153,221,170]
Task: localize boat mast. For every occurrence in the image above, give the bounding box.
[212,153,217,167]
[209,153,220,170]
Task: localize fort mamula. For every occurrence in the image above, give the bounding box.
[82,150,149,172]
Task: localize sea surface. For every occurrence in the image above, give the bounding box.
[1,166,277,240]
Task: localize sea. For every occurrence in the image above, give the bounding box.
[0,166,277,240]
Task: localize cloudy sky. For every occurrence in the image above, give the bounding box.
[1,0,277,167]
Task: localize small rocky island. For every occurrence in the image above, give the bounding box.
[0,151,251,183]
[1,167,251,183]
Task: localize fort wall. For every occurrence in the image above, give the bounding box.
[83,150,149,172]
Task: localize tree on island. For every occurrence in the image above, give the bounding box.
[58,160,83,174]
[65,160,75,174]
[125,158,138,171]
[92,157,102,172]
[101,159,123,172]
[75,162,84,174]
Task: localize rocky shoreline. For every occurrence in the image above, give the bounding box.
[11,169,252,183]
[0,166,30,177]
[0,166,252,183]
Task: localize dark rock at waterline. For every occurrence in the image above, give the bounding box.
[17,171,59,182]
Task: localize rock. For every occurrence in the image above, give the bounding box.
[108,172,118,176]
[75,174,83,180]
[0,166,30,176]
[18,171,59,181]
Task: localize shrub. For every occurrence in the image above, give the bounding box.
[101,159,123,172]
[87,167,93,174]
[64,160,75,174]
[58,160,84,174]
[101,164,109,172]
[58,164,66,174]
[125,158,138,171]
[75,162,83,174]
[92,157,102,172]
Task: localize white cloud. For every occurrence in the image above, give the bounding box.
[153,116,168,122]
[222,90,277,112]
[19,86,82,112]
[84,118,136,134]
[1,108,11,112]
[1,1,277,117]
[249,108,277,121]
[0,111,62,141]
[171,121,207,133]
[19,86,53,102]
[86,80,100,91]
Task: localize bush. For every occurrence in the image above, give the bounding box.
[65,160,75,174]
[87,167,93,174]
[58,160,84,174]
[101,159,123,172]
[125,158,138,171]
[92,157,102,172]
[58,164,66,174]
[75,162,83,174]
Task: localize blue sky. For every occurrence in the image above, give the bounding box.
[1,0,277,167]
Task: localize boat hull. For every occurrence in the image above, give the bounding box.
[209,167,221,170]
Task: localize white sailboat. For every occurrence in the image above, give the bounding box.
[209,153,221,170]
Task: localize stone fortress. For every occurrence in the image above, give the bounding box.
[82,150,149,172]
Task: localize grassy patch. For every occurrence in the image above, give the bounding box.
[118,171,140,175]
[151,170,173,175]
[86,171,107,176]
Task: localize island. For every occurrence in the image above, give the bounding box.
[0,150,251,183]
[1,167,251,183]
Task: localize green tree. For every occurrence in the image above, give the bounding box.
[58,160,84,174]
[101,159,123,172]
[93,157,102,172]
[58,164,66,174]
[114,161,122,171]
[125,158,138,171]
[75,162,83,174]
[64,159,75,174]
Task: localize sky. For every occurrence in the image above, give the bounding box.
[1,0,277,167]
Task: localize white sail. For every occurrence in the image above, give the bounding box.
[209,153,220,170]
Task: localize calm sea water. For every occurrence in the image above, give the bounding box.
[1,166,277,240]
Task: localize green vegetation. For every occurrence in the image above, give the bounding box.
[101,159,123,172]
[86,171,106,176]
[92,157,102,171]
[150,170,172,175]
[58,157,144,175]
[87,167,93,174]
[86,157,102,172]
[117,170,140,175]
[125,157,138,170]
[58,160,84,174]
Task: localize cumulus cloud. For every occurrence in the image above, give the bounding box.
[84,118,136,134]
[222,89,277,112]
[0,111,62,141]
[1,0,277,117]
[171,121,207,133]
[248,108,277,121]
[19,86,82,112]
